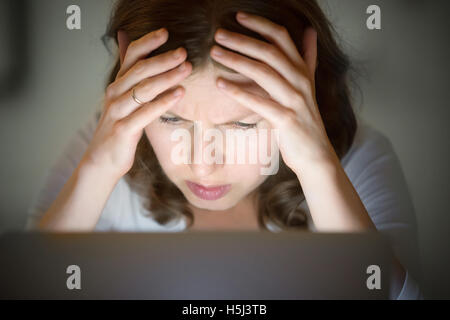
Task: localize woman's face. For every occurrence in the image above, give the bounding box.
[144,63,278,211]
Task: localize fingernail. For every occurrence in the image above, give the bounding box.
[217,79,227,89]
[173,88,183,97]
[216,30,227,40]
[174,47,184,58]
[157,28,166,36]
[237,11,248,19]
[178,62,186,72]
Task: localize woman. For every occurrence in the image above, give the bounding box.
[26,0,422,299]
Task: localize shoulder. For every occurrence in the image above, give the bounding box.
[55,111,101,170]
[96,176,187,232]
[339,118,416,221]
[340,118,398,182]
[25,111,102,230]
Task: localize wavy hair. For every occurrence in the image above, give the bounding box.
[102,0,358,230]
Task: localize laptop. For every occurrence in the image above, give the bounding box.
[0,231,393,299]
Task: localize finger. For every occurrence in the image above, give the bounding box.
[210,45,302,110]
[107,61,192,120]
[235,11,306,71]
[216,78,293,127]
[111,46,187,99]
[117,28,168,79]
[214,28,311,96]
[120,87,185,134]
[302,27,318,80]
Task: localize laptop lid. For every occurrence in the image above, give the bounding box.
[0,231,393,299]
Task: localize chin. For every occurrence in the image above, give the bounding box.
[184,193,240,212]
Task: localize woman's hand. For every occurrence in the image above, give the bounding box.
[210,11,337,175]
[38,28,194,231]
[210,11,378,234]
[81,28,192,180]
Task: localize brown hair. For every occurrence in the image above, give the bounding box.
[102,0,358,230]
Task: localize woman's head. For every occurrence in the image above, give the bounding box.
[103,0,357,230]
[143,64,276,212]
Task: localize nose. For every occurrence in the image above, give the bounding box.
[190,162,215,177]
[189,121,224,178]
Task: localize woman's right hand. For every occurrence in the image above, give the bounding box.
[80,28,192,180]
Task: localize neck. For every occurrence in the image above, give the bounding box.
[188,191,260,231]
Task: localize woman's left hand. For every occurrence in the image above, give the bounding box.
[210,11,338,175]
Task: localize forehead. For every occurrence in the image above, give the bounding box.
[169,63,269,122]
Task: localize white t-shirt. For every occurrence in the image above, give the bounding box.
[25,111,423,299]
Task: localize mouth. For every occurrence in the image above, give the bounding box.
[186,181,232,201]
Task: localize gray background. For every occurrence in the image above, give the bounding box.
[0,0,449,298]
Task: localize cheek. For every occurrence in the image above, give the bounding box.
[223,142,269,188]
[258,121,276,153]
[224,163,268,196]
[258,122,280,173]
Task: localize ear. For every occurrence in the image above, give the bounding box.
[117,30,131,65]
[302,27,318,80]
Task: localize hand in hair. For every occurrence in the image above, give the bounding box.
[210,11,334,175]
[210,11,378,233]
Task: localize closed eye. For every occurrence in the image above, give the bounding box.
[230,121,258,130]
[159,116,183,125]
[159,116,259,129]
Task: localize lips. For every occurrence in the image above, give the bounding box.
[186,181,231,201]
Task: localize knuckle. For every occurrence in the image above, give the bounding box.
[280,109,297,125]
[292,91,306,105]
[105,83,116,100]
[298,77,313,96]
[112,120,127,136]
[140,79,156,98]
[107,106,120,121]
[265,44,280,60]
[132,59,146,75]
[257,63,273,78]
[305,78,313,92]
[276,25,289,38]
[303,84,312,97]
[106,99,122,120]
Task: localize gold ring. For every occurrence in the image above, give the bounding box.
[132,87,145,105]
